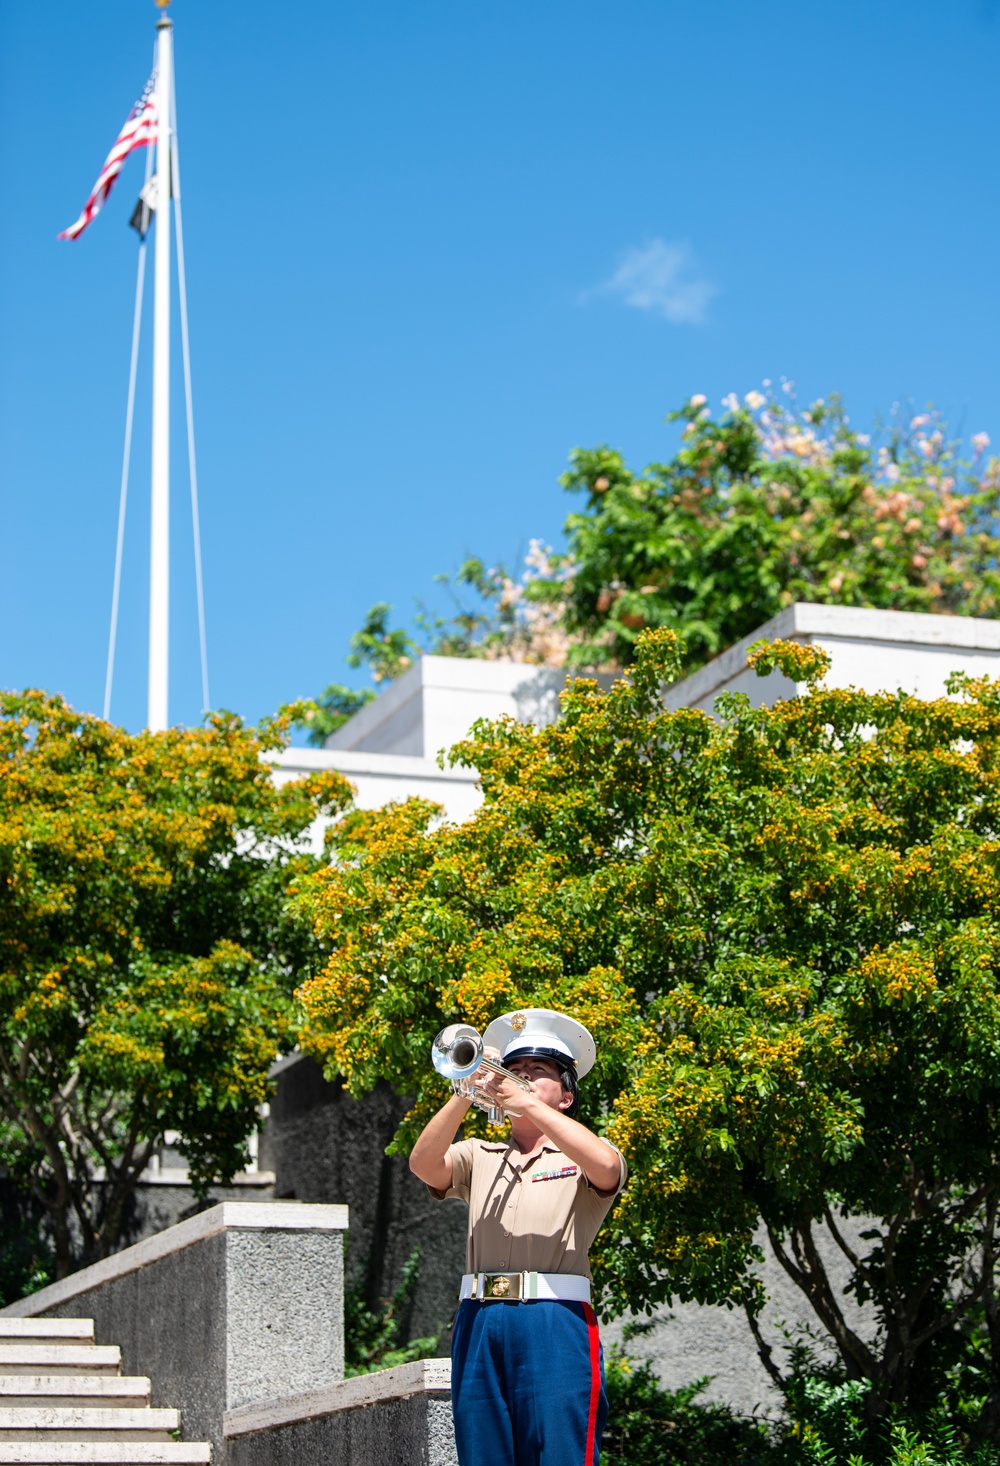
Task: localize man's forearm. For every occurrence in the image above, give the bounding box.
[408,1092,471,1189]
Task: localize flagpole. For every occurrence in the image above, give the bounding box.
[148,4,173,731]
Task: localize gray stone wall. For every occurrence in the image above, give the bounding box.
[49,1230,229,1445]
[262,1057,467,1342]
[601,1216,877,1417]
[3,1203,346,1465]
[226,1393,457,1466]
[114,1178,277,1252]
[223,1359,457,1466]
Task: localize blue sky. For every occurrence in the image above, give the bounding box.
[2,0,999,732]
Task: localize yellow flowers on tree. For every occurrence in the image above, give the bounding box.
[296,630,1000,1422]
[0,692,351,1278]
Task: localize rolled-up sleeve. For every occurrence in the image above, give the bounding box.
[587,1139,627,1198]
[427,1139,475,1201]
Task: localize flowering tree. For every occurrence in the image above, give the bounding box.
[0,692,350,1276]
[295,631,1000,1424]
[556,390,1000,672]
[297,390,1000,736]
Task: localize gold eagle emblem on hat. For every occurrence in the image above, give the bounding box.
[511,1012,527,1031]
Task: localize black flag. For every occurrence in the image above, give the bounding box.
[129,176,158,240]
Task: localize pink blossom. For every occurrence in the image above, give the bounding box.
[911,554,928,569]
[689,394,707,409]
[973,432,991,456]
[744,390,766,411]
[722,392,740,413]
[911,415,930,430]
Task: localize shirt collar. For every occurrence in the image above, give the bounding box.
[478,1139,562,1159]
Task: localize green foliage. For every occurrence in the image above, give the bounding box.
[347,603,421,684]
[296,684,377,747]
[305,391,1000,720]
[558,391,1000,672]
[343,1248,441,1376]
[0,1184,52,1306]
[0,691,352,1278]
[746,637,832,688]
[775,1365,1000,1465]
[294,629,1000,1426]
[603,1348,771,1465]
[602,1353,1000,1466]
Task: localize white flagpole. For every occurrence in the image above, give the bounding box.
[148,7,173,731]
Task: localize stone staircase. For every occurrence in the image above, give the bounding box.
[0,1319,210,1464]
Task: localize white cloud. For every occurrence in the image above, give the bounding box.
[589,239,716,325]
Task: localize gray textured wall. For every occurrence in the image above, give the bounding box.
[226,1395,457,1466]
[262,1058,467,1342]
[602,1216,877,1417]
[44,1219,344,1463]
[114,1179,277,1252]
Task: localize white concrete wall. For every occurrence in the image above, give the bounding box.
[325,657,604,760]
[663,603,1000,714]
[268,745,481,851]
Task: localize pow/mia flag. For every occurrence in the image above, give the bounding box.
[130,176,159,240]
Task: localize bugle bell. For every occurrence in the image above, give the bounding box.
[431,1023,531,1125]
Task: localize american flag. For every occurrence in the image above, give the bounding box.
[59,74,158,241]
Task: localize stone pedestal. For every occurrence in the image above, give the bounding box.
[1,1201,347,1464]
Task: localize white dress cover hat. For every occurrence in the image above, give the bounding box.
[482,1008,597,1080]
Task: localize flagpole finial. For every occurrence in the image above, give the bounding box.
[155,0,172,23]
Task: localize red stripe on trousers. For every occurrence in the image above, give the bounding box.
[582,1302,601,1466]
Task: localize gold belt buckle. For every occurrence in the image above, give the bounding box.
[483,1272,521,1300]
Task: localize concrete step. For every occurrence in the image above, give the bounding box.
[0,1352,119,1380]
[0,1447,211,1463]
[0,1329,93,1350]
[0,1408,178,1442]
[0,1382,150,1411]
[0,1321,211,1462]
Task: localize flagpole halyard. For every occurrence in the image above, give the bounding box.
[105,237,149,722]
[171,64,210,716]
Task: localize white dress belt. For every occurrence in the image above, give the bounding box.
[460,1271,591,1303]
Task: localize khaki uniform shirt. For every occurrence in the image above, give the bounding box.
[432,1137,627,1280]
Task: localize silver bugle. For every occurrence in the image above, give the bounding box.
[431,1023,531,1124]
